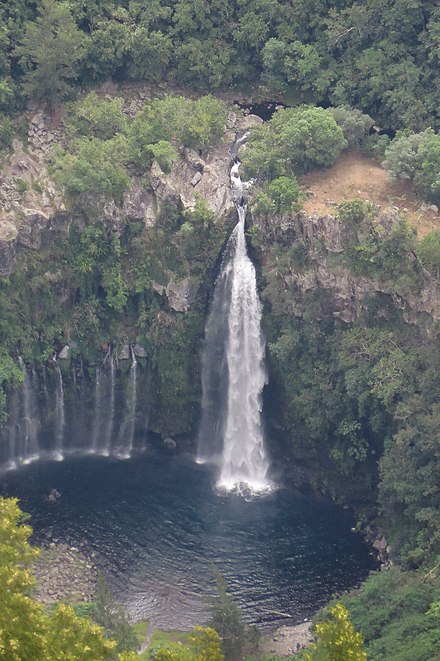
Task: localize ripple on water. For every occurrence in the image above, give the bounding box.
[0,454,376,629]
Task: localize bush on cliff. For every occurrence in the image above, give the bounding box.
[241,106,347,182]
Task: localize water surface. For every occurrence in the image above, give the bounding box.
[1,454,375,629]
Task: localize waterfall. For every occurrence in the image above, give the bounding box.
[115,348,137,459]
[198,140,271,493]
[104,354,115,455]
[91,350,116,456]
[53,361,65,460]
[18,357,39,463]
[1,390,19,468]
[91,365,105,453]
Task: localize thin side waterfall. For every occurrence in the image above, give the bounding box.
[3,390,19,468]
[116,348,137,459]
[53,361,65,460]
[18,357,39,463]
[104,355,115,455]
[91,365,105,452]
[198,141,271,493]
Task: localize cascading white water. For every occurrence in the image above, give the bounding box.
[115,347,137,459]
[18,357,39,463]
[91,350,116,456]
[104,355,115,455]
[91,366,104,452]
[53,361,65,460]
[198,140,271,493]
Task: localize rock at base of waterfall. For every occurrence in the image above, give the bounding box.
[118,345,130,360]
[133,343,147,358]
[163,437,177,453]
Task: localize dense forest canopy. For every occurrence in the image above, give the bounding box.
[0,0,439,131]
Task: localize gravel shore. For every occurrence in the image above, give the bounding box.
[33,542,97,605]
[261,622,313,657]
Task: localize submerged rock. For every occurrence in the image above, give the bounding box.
[163,437,177,453]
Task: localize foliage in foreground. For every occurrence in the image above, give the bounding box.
[0,496,137,660]
[305,603,366,660]
[150,627,224,660]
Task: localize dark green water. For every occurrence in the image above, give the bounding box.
[1,453,376,629]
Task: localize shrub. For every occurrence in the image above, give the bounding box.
[52,136,130,202]
[267,176,300,212]
[382,129,433,181]
[241,105,347,181]
[0,114,14,150]
[418,229,440,276]
[65,92,127,140]
[146,94,227,152]
[329,105,374,148]
[383,129,440,204]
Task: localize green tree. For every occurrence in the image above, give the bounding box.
[304,603,367,660]
[65,93,127,140]
[267,176,300,213]
[242,106,347,182]
[382,130,433,182]
[52,136,129,202]
[414,132,440,204]
[15,0,87,106]
[128,29,172,82]
[127,110,170,171]
[147,95,227,152]
[208,573,246,661]
[0,497,137,660]
[418,229,440,277]
[328,106,374,149]
[380,403,440,563]
[149,140,177,173]
[0,353,23,422]
[152,627,224,660]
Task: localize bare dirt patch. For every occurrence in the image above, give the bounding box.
[300,151,440,237]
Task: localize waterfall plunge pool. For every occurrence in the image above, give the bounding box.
[0,453,376,630]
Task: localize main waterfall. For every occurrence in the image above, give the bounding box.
[198,141,270,493]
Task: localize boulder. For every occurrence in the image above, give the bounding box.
[190,171,203,187]
[118,345,130,360]
[226,112,237,129]
[238,114,264,130]
[163,437,177,453]
[122,185,157,227]
[58,345,70,360]
[183,148,205,172]
[133,343,147,358]
[166,277,197,312]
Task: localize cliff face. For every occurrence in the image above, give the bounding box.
[0,97,438,464]
[0,103,265,440]
[254,208,440,326]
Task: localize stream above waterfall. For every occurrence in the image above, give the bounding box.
[0,453,376,630]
